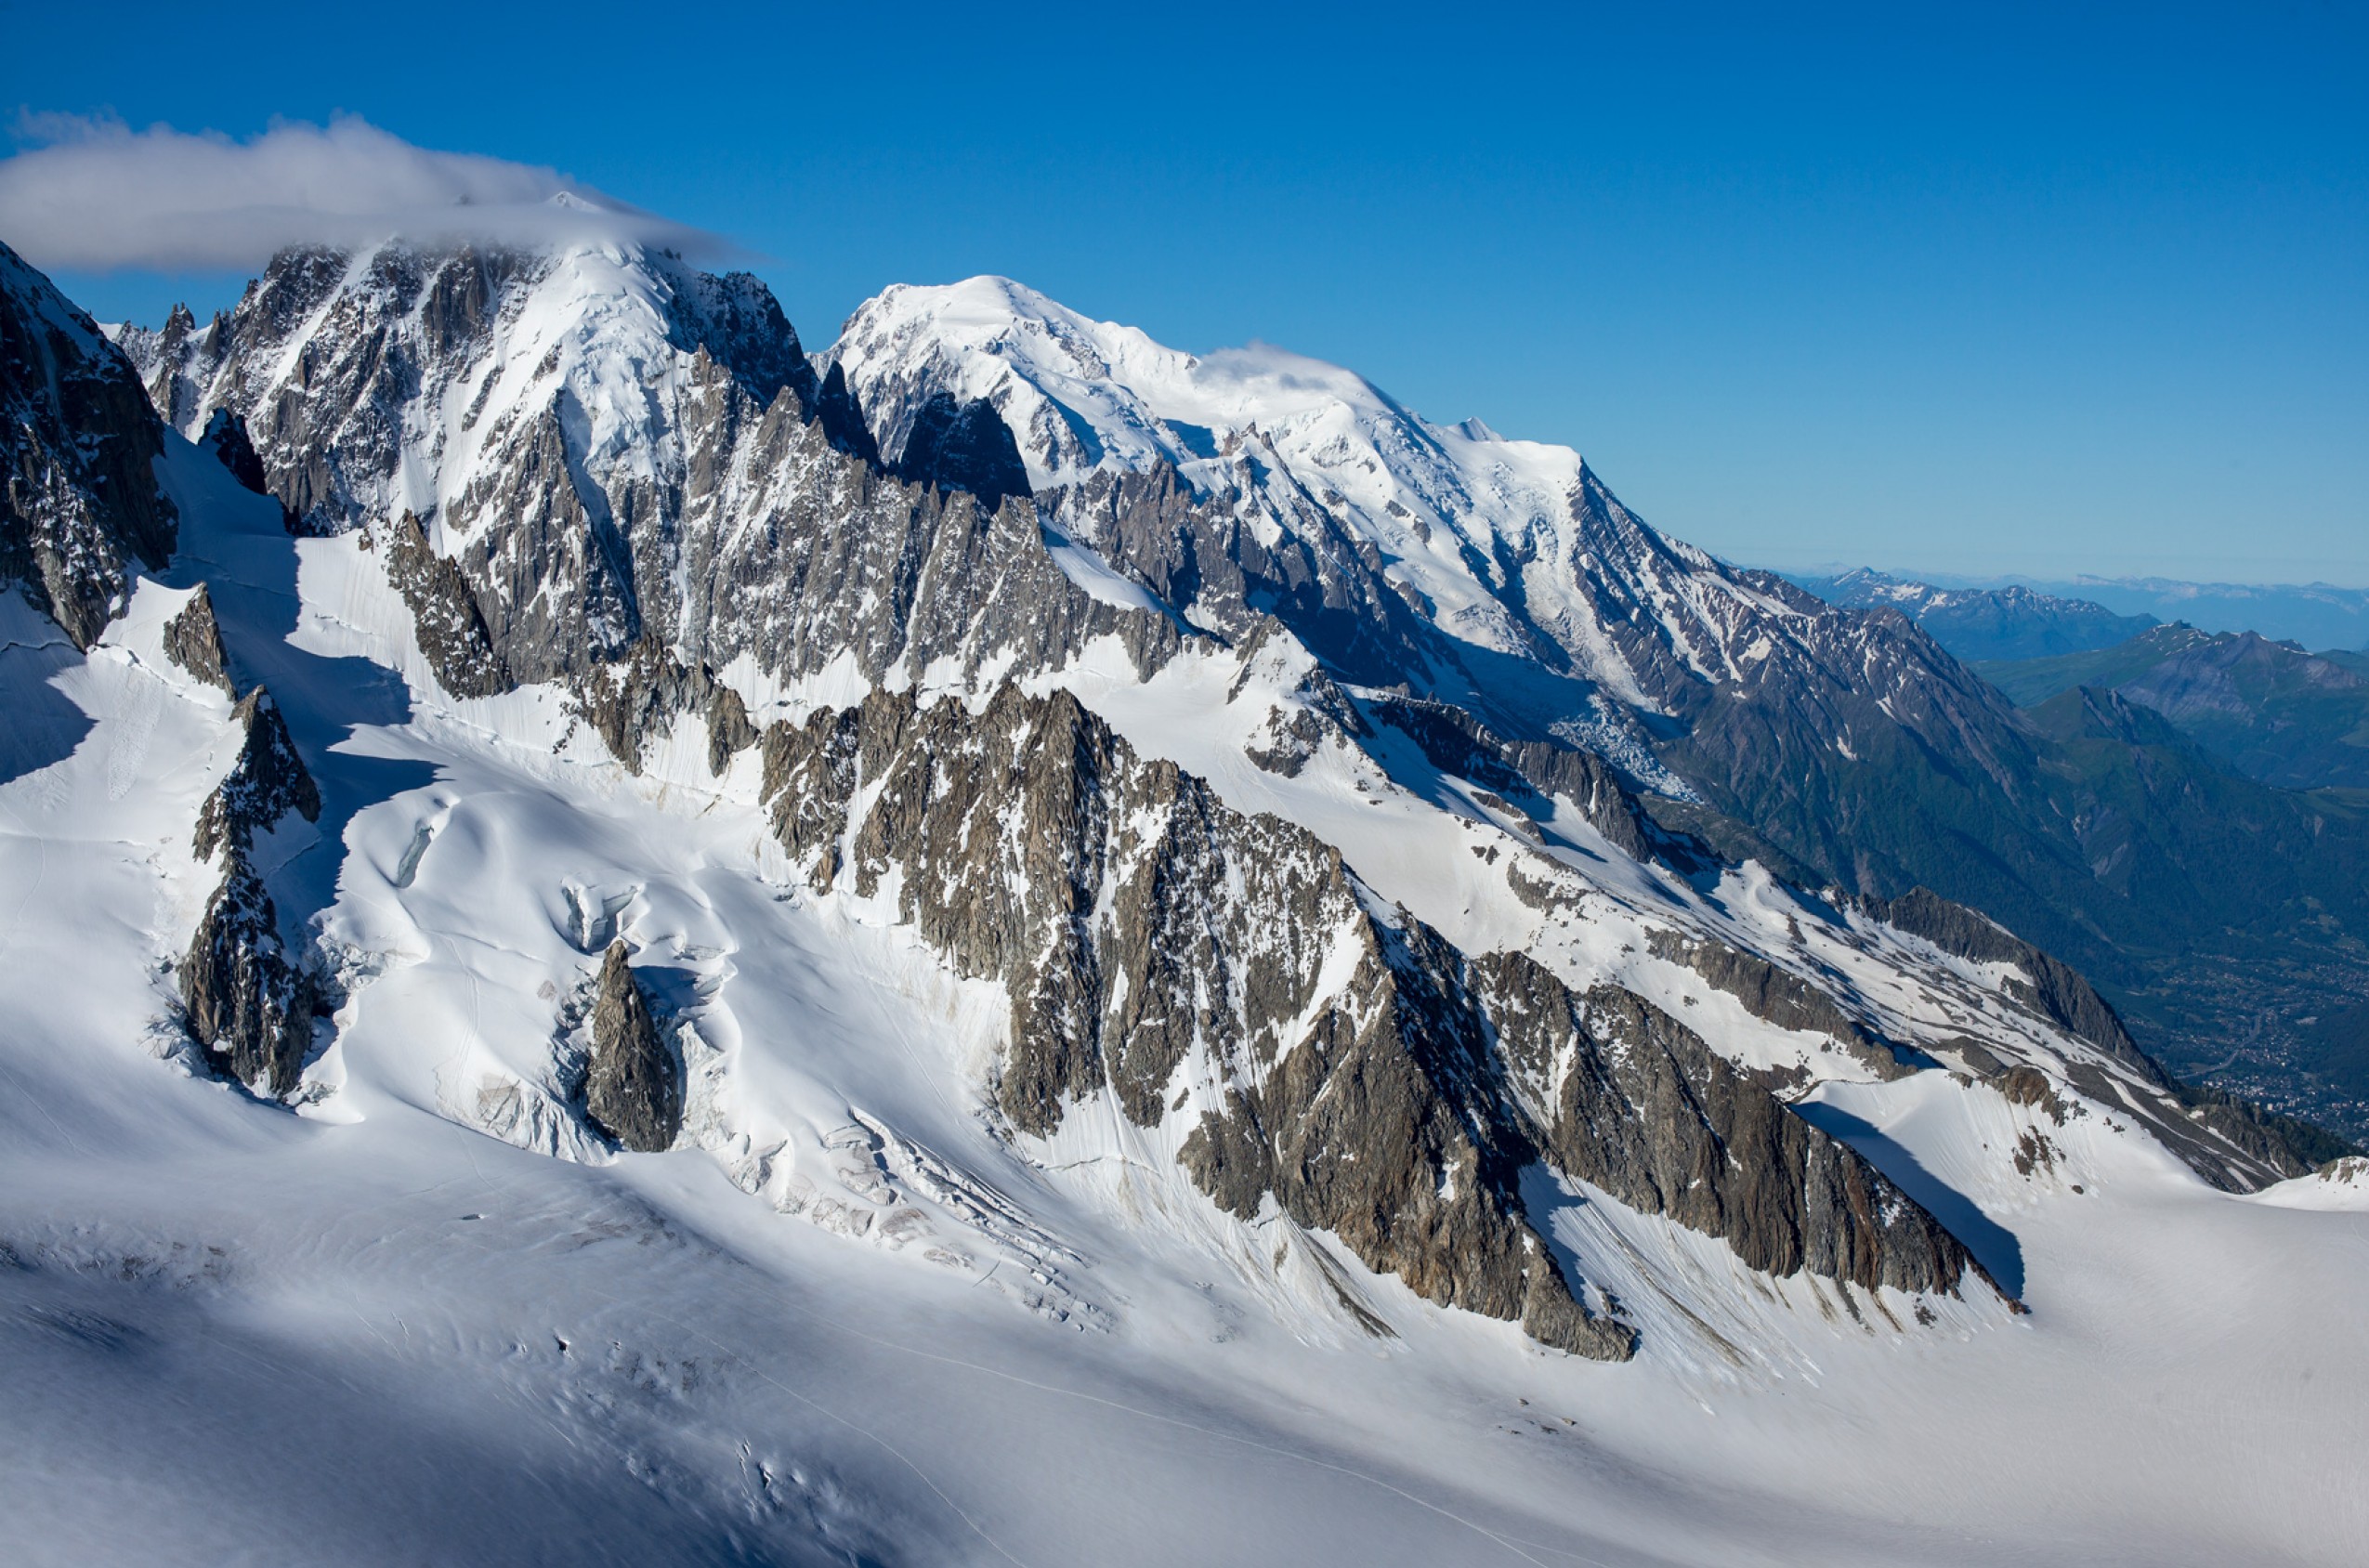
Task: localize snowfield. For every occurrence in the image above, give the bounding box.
[3,388,2365,1567]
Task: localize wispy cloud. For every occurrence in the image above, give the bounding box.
[0,113,726,271]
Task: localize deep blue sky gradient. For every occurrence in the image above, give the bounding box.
[6,1,2362,581]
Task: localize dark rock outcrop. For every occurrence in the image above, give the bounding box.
[761,683,1631,1355]
[198,408,268,495]
[887,392,1031,508]
[196,409,298,532]
[163,583,235,696]
[1855,886,2147,1071]
[2161,1078,2349,1183]
[1368,695,1667,865]
[180,686,323,1096]
[576,635,711,772]
[583,942,681,1153]
[1646,928,1912,1080]
[192,689,321,862]
[704,683,755,776]
[1996,1065,2066,1121]
[384,512,511,699]
[181,853,313,1094]
[1,241,178,647]
[811,361,882,464]
[1483,968,1988,1300]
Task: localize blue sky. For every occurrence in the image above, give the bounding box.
[5,1,2362,583]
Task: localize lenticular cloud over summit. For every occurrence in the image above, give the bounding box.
[0,113,721,271]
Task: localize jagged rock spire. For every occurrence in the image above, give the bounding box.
[584,941,681,1153]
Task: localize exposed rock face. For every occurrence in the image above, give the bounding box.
[194,408,297,530]
[1180,920,1643,1362]
[761,684,1630,1354]
[1049,463,1446,693]
[198,407,270,496]
[809,361,882,464]
[163,583,235,696]
[192,689,321,862]
[1368,694,1667,866]
[2146,1078,2332,1188]
[383,512,509,699]
[146,243,1184,758]
[583,941,681,1153]
[112,300,217,433]
[827,284,2369,1135]
[181,686,323,1096]
[181,854,313,1094]
[703,683,754,776]
[1646,928,1912,1081]
[758,685,1996,1355]
[1996,1065,2066,1121]
[574,635,713,772]
[128,244,2369,1150]
[1485,970,1983,1299]
[885,392,1030,507]
[1,241,178,648]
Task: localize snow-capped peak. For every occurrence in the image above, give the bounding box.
[829,277,1812,717]
[131,234,811,549]
[831,273,1568,503]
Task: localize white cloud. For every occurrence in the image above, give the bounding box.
[0,113,726,271]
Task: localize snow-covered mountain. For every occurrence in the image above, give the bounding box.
[822,277,2369,1124]
[829,276,1849,755]
[1793,567,2161,660]
[8,233,2366,1564]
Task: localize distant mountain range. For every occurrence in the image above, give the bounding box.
[1973,624,2369,792]
[1788,568,2158,660]
[1793,567,2369,654]
[1794,569,2369,793]
[2043,575,2369,652]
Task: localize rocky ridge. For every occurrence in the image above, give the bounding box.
[755,684,1998,1356]
[1796,568,2159,661]
[163,582,235,696]
[824,281,2369,1117]
[1,240,177,647]
[181,687,323,1095]
[134,242,1181,717]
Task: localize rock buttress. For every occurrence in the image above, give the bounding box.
[181,686,322,1095]
[1481,957,1993,1301]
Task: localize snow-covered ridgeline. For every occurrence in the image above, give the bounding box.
[826,276,1814,708]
